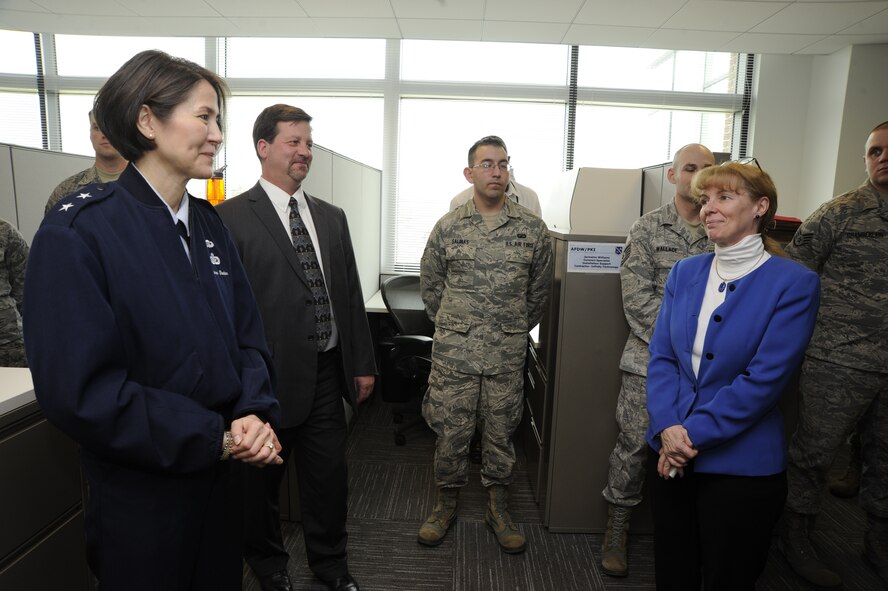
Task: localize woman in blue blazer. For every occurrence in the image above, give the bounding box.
[645,162,820,590]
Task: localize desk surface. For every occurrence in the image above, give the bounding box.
[0,367,35,416]
[365,289,387,314]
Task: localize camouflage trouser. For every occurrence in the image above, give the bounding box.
[0,339,27,367]
[787,356,888,517]
[602,371,648,507]
[422,363,524,489]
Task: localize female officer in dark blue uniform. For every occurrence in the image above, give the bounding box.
[23,50,283,591]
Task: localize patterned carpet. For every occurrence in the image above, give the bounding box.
[243,395,881,591]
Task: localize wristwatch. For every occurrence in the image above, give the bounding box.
[219,430,233,461]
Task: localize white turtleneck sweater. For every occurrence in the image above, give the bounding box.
[691,234,771,377]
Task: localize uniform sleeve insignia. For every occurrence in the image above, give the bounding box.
[793,232,813,246]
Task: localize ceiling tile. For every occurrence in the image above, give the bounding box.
[397,18,482,41]
[9,0,135,16]
[663,1,789,33]
[839,7,888,33]
[483,0,585,23]
[562,23,657,47]
[115,0,217,17]
[226,17,319,37]
[389,0,483,20]
[309,17,402,38]
[646,27,741,50]
[795,32,888,53]
[482,20,571,43]
[206,0,308,19]
[575,0,686,28]
[720,31,827,53]
[294,0,395,18]
[752,1,888,35]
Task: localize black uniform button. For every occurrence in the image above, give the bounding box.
[705,353,714,360]
[729,284,737,292]
[714,315,722,322]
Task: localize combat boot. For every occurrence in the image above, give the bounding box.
[778,510,842,590]
[418,487,459,546]
[485,484,526,554]
[601,504,631,577]
[829,452,861,499]
[864,513,888,587]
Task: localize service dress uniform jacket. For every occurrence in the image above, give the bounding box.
[646,253,820,476]
[23,165,279,590]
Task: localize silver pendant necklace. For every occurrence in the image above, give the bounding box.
[715,251,765,293]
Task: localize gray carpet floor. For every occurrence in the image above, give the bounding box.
[243,395,883,590]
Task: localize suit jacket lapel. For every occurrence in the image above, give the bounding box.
[247,184,311,289]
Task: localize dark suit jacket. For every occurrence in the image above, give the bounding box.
[217,182,376,428]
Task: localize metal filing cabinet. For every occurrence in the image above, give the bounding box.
[0,368,90,590]
[523,230,653,533]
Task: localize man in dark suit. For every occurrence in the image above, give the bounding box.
[217,104,376,591]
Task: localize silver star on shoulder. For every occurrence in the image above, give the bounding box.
[76,192,92,199]
[60,203,74,212]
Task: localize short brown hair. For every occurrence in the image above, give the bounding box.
[692,162,784,255]
[93,50,228,162]
[467,135,508,167]
[252,104,313,160]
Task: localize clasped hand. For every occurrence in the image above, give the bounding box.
[657,424,698,479]
[229,414,284,466]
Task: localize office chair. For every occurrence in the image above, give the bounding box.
[380,275,434,446]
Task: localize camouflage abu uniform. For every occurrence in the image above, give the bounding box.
[602,201,710,507]
[785,181,888,517]
[46,165,102,215]
[0,218,28,367]
[420,198,553,488]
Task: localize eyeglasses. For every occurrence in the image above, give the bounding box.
[723,156,762,171]
[471,161,511,172]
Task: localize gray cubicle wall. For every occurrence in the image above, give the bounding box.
[301,145,382,303]
[1,143,382,302]
[1,143,93,244]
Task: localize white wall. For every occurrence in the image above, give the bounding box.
[752,44,888,220]
[749,53,813,219]
[833,44,888,198]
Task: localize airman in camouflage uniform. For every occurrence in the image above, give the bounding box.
[0,218,28,367]
[601,143,715,577]
[46,110,126,215]
[781,121,888,589]
[418,136,553,554]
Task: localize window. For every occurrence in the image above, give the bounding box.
[226,38,385,79]
[0,92,42,148]
[0,30,36,75]
[222,96,384,199]
[392,98,566,273]
[0,34,750,277]
[58,94,96,156]
[402,40,569,85]
[54,35,205,76]
[573,106,732,169]
[577,47,737,93]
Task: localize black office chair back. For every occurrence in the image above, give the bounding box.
[380,275,435,337]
